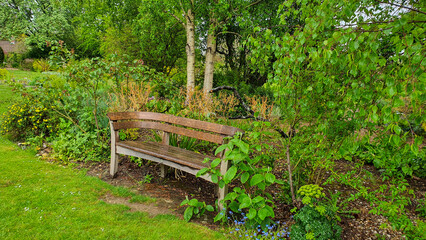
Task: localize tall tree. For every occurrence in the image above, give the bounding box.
[135,1,186,73]
[151,0,197,102]
[0,0,74,52]
[201,0,287,96]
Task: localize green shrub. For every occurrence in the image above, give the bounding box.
[51,126,109,162]
[33,59,51,72]
[198,123,281,229]
[1,100,56,140]
[6,52,24,68]
[180,197,214,222]
[355,134,425,178]
[290,185,342,240]
[0,68,10,81]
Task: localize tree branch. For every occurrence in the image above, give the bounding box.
[378,1,426,15]
[210,86,292,138]
[165,11,185,28]
[210,86,253,115]
[216,31,243,38]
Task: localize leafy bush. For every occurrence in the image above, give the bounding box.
[33,59,51,72]
[355,134,425,178]
[290,185,342,240]
[198,124,281,229]
[180,197,214,222]
[0,68,10,81]
[51,125,109,162]
[1,100,56,141]
[6,53,24,68]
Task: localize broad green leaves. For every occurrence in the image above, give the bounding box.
[180,197,214,222]
[248,0,425,180]
[196,131,281,228]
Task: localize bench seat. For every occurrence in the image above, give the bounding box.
[116,141,216,182]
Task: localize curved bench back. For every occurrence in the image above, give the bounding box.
[107,112,243,144]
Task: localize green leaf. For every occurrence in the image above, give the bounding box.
[224,166,237,183]
[394,125,402,135]
[258,207,269,220]
[239,196,252,209]
[224,192,238,201]
[210,158,221,168]
[196,168,209,177]
[250,174,264,187]
[247,208,257,220]
[275,179,284,185]
[388,86,396,97]
[391,135,401,146]
[206,205,214,212]
[215,144,227,155]
[257,182,266,191]
[184,207,194,222]
[188,199,198,207]
[371,113,379,123]
[180,199,189,206]
[235,141,249,154]
[241,172,250,183]
[219,180,225,188]
[265,173,276,184]
[252,196,264,204]
[211,174,219,183]
[214,210,226,222]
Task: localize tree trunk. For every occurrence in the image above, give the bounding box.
[185,8,196,103]
[203,20,217,101]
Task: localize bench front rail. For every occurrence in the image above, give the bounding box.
[107,112,243,207]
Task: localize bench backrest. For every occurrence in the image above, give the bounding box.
[107,112,243,144]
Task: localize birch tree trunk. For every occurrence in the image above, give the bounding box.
[203,20,217,101]
[185,8,196,103]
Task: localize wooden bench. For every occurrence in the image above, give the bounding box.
[107,112,243,207]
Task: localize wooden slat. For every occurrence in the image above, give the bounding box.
[116,146,214,182]
[108,112,242,136]
[117,141,215,170]
[112,121,225,144]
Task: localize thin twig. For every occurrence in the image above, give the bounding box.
[378,1,426,15]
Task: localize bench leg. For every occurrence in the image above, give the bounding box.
[110,123,119,177]
[160,164,169,178]
[218,158,230,211]
[110,153,119,177]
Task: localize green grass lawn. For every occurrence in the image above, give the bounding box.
[7,69,44,82]
[0,83,225,239]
